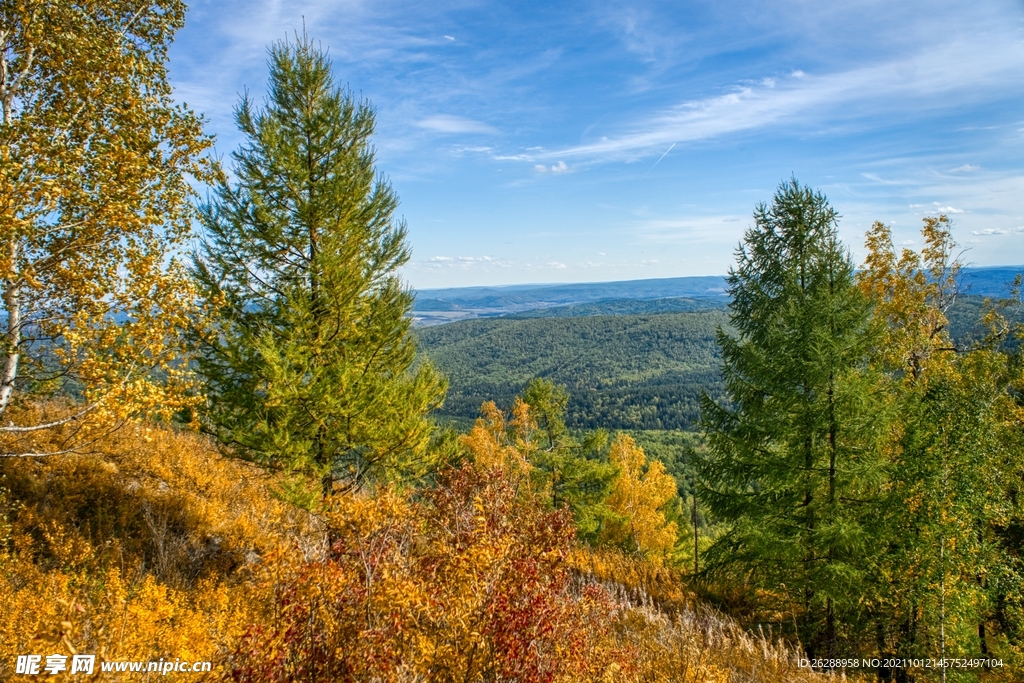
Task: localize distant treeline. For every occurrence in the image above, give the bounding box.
[417,310,731,431]
[417,295,1020,432]
[510,296,728,318]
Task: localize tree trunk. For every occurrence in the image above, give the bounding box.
[692,485,699,574]
[0,239,20,414]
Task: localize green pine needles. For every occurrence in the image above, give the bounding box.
[192,36,446,501]
[698,180,883,659]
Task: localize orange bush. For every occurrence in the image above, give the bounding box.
[0,416,315,679]
[226,464,631,682]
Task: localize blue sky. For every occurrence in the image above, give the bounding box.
[169,0,1024,288]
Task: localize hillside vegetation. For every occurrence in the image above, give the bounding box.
[0,416,832,683]
[511,296,728,318]
[3,6,1022,681]
[417,311,730,431]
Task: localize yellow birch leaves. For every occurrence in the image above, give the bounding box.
[0,1,214,451]
[601,434,678,564]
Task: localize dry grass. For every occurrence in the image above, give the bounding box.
[0,413,319,679]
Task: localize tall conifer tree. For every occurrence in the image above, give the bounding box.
[698,180,881,659]
[193,36,445,499]
[521,378,614,537]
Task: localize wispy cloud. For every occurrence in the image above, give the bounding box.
[524,38,1024,162]
[416,115,499,135]
[410,255,588,274]
[172,0,1024,287]
[534,161,570,173]
[632,215,749,245]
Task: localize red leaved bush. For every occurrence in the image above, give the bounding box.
[226,463,630,683]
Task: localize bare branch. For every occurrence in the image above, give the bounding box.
[0,447,81,457]
[0,400,98,432]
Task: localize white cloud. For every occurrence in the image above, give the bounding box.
[415,115,498,135]
[413,255,510,272]
[453,145,493,154]
[534,161,570,173]
[934,204,965,213]
[972,228,1006,235]
[632,215,749,245]
[949,164,980,172]
[548,261,567,269]
[443,35,455,41]
[862,173,909,185]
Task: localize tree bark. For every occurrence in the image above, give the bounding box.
[0,239,20,414]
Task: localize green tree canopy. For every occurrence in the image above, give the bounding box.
[521,378,614,538]
[698,179,882,659]
[193,35,445,501]
[858,218,1024,670]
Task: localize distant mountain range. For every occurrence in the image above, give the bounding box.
[412,266,1023,326]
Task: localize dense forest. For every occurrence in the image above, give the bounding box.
[418,295,1020,432]
[417,310,730,430]
[0,3,1022,683]
[511,296,728,318]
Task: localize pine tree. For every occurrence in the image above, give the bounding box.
[697,180,882,659]
[521,378,614,538]
[193,36,446,500]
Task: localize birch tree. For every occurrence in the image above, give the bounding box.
[0,1,213,454]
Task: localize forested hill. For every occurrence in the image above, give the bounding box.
[416,310,730,430]
[417,294,1021,432]
[412,266,1021,325]
[511,296,728,318]
[412,276,728,324]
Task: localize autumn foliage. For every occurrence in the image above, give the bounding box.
[227,465,620,683]
[0,414,841,682]
[0,1,215,451]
